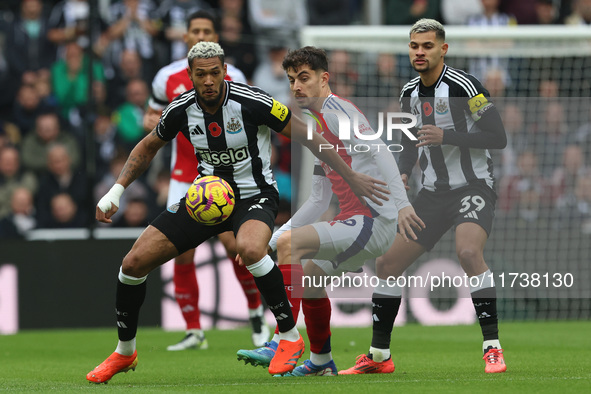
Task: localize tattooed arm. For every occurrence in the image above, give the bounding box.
[96,129,168,223]
[117,129,167,187]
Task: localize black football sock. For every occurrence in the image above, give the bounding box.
[370,294,402,350]
[116,276,147,341]
[471,287,499,342]
[252,264,296,333]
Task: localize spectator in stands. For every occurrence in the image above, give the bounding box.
[308,0,355,25]
[93,112,121,182]
[219,0,251,31]
[500,0,538,24]
[0,146,38,219]
[35,143,86,227]
[528,100,568,175]
[440,0,482,24]
[467,0,516,83]
[0,119,21,148]
[505,180,550,231]
[0,187,37,238]
[20,112,80,174]
[50,41,106,128]
[41,192,87,228]
[155,0,210,63]
[328,49,358,96]
[252,45,290,104]
[566,0,591,24]
[220,14,258,81]
[385,0,441,25]
[483,67,507,98]
[113,197,150,228]
[554,173,591,233]
[5,0,55,83]
[550,145,589,203]
[112,79,149,151]
[106,49,144,109]
[47,0,109,57]
[571,106,591,158]
[12,83,55,138]
[247,0,307,50]
[539,78,560,97]
[497,103,527,177]
[535,0,560,24]
[105,0,159,81]
[499,150,550,213]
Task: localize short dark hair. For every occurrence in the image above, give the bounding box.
[282,46,328,73]
[186,10,220,33]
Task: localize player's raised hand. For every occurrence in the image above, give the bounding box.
[397,205,425,242]
[96,184,125,223]
[350,171,390,206]
[416,125,444,148]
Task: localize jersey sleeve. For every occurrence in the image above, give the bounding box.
[155,101,185,141]
[457,73,495,122]
[240,84,291,131]
[148,68,171,111]
[443,73,507,149]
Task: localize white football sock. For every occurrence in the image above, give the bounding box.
[483,339,501,353]
[369,346,390,362]
[310,351,333,366]
[115,338,136,356]
[278,326,300,342]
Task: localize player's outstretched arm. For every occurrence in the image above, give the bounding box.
[281,116,390,206]
[96,129,167,223]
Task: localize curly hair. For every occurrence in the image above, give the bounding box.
[282,46,328,72]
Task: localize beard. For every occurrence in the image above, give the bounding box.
[198,83,224,108]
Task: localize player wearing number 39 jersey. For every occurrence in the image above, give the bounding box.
[340,19,509,376]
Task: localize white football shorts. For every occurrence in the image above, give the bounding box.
[310,214,397,276]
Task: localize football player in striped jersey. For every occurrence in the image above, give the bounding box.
[341,18,508,375]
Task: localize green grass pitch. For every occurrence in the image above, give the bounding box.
[1,321,589,393]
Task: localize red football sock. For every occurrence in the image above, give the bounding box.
[173,264,201,330]
[303,297,332,354]
[231,257,261,310]
[279,264,303,322]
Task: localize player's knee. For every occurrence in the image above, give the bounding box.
[375,255,387,276]
[457,247,481,266]
[276,231,292,253]
[236,243,266,265]
[122,251,147,277]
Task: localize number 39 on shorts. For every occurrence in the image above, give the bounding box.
[459,195,486,213]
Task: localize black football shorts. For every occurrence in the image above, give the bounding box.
[401,182,497,251]
[151,188,278,255]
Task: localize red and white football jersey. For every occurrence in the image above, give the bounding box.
[149,59,247,183]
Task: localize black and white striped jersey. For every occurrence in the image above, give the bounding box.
[399,64,497,192]
[156,81,291,199]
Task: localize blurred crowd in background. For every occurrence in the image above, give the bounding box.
[0,0,590,239]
